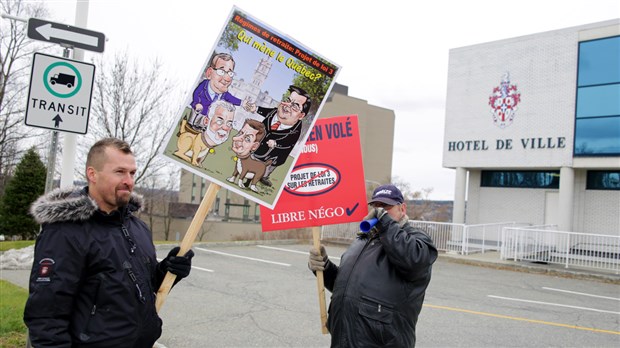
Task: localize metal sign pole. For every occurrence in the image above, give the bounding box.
[44,131,59,194]
[43,46,72,194]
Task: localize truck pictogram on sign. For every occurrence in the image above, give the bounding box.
[50,73,75,88]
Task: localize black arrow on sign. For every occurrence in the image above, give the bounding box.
[52,114,63,128]
[27,18,105,53]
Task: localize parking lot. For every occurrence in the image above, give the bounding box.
[155,242,620,347]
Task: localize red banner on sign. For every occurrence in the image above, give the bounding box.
[260,115,367,232]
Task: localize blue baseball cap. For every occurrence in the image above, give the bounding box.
[369,184,404,206]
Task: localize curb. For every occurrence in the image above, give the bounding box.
[439,253,620,284]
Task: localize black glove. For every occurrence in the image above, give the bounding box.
[159,247,194,279]
[308,245,328,271]
[363,206,387,222]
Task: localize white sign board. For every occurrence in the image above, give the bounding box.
[27,18,105,53]
[25,53,95,134]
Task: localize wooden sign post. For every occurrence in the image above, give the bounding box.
[156,183,221,312]
[312,226,328,334]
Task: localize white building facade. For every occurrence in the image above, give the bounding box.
[443,20,620,236]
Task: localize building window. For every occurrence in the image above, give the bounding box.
[481,171,560,189]
[586,171,620,190]
[574,35,620,156]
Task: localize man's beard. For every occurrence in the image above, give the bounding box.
[115,187,132,208]
[206,126,229,145]
[116,195,130,207]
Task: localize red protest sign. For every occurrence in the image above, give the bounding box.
[260,115,367,231]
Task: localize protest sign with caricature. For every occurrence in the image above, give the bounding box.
[160,6,340,209]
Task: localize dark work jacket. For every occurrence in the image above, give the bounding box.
[320,215,438,347]
[252,106,302,167]
[24,187,164,348]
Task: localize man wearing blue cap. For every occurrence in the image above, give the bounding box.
[309,184,437,347]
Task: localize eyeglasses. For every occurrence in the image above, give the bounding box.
[213,68,235,78]
[283,98,303,112]
[214,118,233,128]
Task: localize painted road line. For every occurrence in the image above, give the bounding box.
[197,247,291,267]
[256,245,341,260]
[424,304,620,335]
[488,295,620,315]
[157,258,214,273]
[191,266,215,273]
[542,287,620,301]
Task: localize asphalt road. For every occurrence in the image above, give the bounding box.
[3,242,618,347]
[153,242,620,348]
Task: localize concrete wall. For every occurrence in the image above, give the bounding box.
[466,170,550,225]
[574,170,620,235]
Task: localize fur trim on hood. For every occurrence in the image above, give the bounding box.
[30,186,143,224]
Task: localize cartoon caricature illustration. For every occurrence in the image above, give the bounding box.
[191,52,242,120]
[174,100,235,167]
[243,85,312,187]
[227,119,273,193]
[161,7,340,209]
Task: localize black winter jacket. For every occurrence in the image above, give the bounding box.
[321,215,437,347]
[24,187,164,348]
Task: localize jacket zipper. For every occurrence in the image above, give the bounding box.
[336,236,377,347]
[342,235,378,297]
[121,225,137,255]
[80,273,104,342]
[123,261,146,303]
[121,224,156,303]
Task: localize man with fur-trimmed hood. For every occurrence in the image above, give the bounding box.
[24,138,194,348]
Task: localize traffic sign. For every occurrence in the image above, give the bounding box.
[25,53,95,134]
[27,17,105,53]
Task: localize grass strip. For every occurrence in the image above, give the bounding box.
[0,280,28,347]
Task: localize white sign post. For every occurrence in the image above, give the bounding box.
[25,53,95,134]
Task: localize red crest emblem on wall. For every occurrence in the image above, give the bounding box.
[489,72,521,128]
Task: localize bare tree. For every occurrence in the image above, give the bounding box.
[391,176,438,220]
[138,168,179,240]
[407,187,435,220]
[82,52,181,185]
[198,220,214,242]
[0,0,49,195]
[161,169,180,240]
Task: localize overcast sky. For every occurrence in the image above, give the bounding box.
[41,0,620,200]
